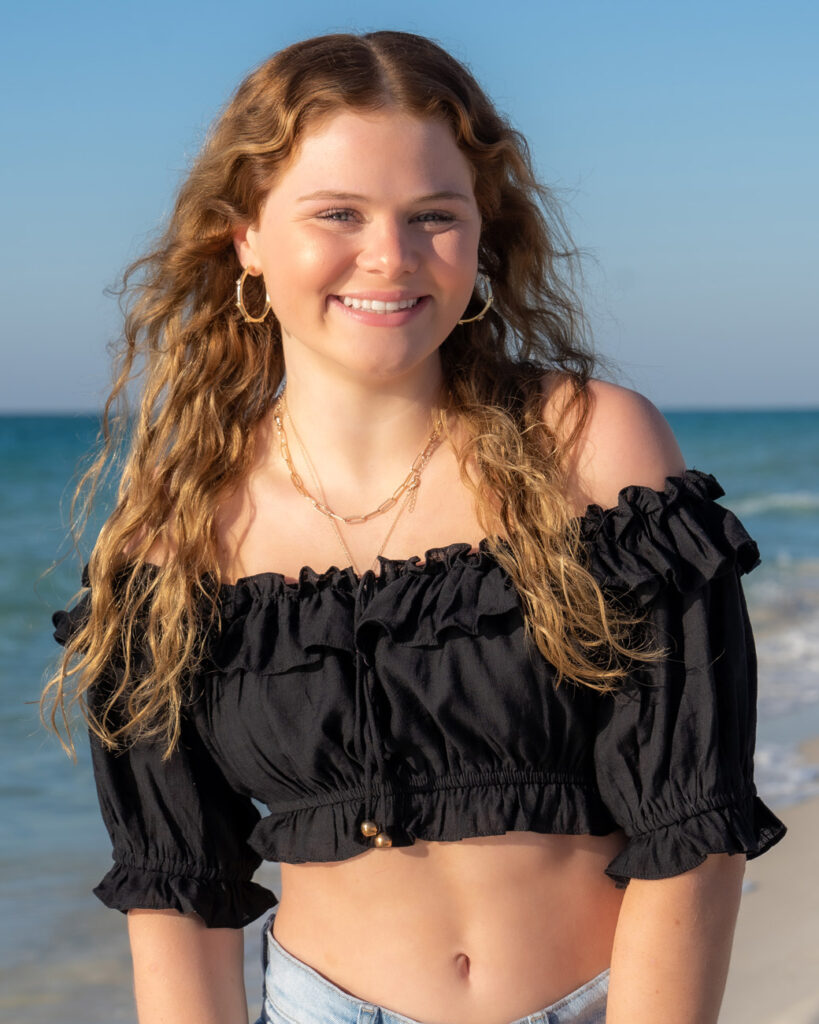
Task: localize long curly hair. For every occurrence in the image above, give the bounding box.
[44,30,650,758]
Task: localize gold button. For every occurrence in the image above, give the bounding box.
[374,832,393,848]
[360,820,379,838]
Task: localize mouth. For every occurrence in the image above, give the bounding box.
[339,296,423,314]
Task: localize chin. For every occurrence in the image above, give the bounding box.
[345,358,426,384]
[281,325,445,384]
[338,340,442,383]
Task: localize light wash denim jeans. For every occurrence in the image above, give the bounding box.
[254,910,607,1024]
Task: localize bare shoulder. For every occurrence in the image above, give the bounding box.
[541,374,686,516]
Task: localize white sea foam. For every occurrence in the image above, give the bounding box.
[740,562,819,806]
[754,742,819,806]
[756,626,819,711]
[749,571,819,719]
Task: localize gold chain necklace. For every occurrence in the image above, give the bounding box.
[291,420,411,577]
[273,392,443,576]
[273,391,444,524]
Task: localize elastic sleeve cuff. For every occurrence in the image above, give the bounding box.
[93,861,278,928]
[604,795,787,886]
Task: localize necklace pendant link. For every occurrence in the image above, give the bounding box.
[374,496,398,516]
[343,513,369,525]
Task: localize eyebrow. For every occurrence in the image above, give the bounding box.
[296,190,473,204]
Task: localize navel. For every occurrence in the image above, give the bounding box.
[454,952,471,979]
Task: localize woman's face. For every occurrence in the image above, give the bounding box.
[235,107,482,384]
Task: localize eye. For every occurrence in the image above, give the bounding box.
[317,208,357,223]
[414,211,456,224]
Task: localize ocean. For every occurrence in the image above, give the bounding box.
[1,409,818,1023]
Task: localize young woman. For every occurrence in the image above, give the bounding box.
[47,30,785,1024]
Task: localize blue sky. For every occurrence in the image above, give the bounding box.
[2,0,816,411]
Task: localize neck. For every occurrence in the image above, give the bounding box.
[271,357,448,509]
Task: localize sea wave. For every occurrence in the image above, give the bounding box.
[755,602,819,715]
[731,491,819,517]
[745,568,819,791]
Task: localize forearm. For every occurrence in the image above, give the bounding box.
[606,853,746,1024]
[128,909,248,1024]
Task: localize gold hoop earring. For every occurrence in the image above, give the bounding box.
[457,273,494,325]
[236,267,272,323]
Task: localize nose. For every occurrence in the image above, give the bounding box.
[357,218,420,278]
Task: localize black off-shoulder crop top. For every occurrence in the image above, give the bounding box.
[52,471,786,928]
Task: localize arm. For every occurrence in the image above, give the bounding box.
[53,556,277,1022]
[606,853,746,1024]
[546,379,775,1016]
[74,670,275,1020]
[128,909,248,1024]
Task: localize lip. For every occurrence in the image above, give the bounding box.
[329,294,430,325]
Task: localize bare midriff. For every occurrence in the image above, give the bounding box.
[274,829,627,1024]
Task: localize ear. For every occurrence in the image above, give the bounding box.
[232,222,261,272]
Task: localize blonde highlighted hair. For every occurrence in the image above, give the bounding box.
[44,30,649,758]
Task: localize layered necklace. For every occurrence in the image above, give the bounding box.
[273,390,445,576]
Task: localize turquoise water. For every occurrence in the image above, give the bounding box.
[1,410,818,1023]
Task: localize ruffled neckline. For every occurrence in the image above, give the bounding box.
[66,468,757,605]
[209,467,743,594]
[220,538,494,594]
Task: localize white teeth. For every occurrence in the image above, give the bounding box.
[341,296,420,312]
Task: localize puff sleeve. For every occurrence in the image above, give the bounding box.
[52,590,277,928]
[583,470,786,884]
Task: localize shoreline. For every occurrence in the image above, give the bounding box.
[720,737,819,1024]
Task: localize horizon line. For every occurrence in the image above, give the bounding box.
[2,405,818,418]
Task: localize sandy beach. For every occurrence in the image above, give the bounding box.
[720,737,819,1024]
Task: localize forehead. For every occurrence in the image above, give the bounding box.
[268,107,476,200]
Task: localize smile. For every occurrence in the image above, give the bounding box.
[341,297,421,313]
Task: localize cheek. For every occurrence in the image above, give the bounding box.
[284,235,353,289]
[430,232,480,286]
[263,246,347,326]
